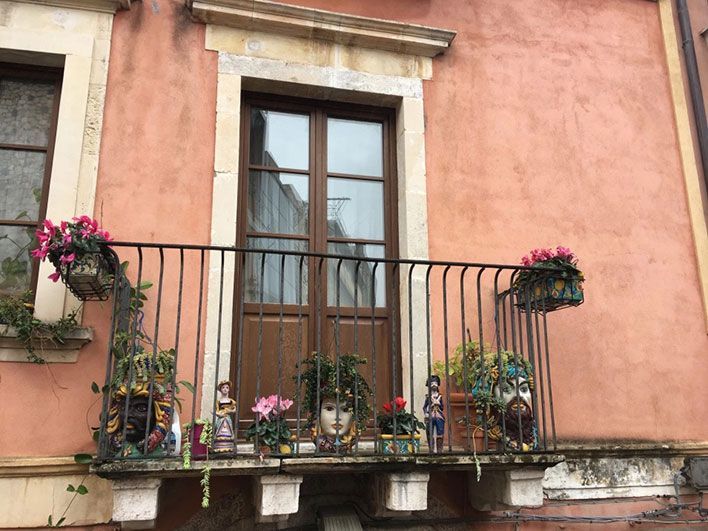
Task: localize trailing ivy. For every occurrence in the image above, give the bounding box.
[0,291,80,363]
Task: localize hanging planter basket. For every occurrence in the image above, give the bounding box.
[52,251,116,301]
[516,275,584,312]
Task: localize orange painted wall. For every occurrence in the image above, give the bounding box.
[2,0,707,459]
[0,0,216,457]
[276,0,708,442]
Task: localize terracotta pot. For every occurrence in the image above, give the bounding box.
[448,392,496,452]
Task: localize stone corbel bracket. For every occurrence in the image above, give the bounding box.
[188,0,456,57]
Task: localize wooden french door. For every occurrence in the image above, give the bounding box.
[232,94,399,427]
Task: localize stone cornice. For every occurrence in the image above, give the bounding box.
[17,0,132,13]
[189,0,456,57]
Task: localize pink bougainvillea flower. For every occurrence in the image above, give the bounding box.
[48,270,61,282]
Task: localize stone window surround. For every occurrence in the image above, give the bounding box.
[197,7,456,415]
[0,0,126,362]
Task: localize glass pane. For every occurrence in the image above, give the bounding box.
[327,118,382,177]
[0,225,35,297]
[0,149,46,221]
[327,178,384,240]
[328,243,385,307]
[0,78,56,146]
[248,171,308,235]
[246,238,308,304]
[249,109,309,170]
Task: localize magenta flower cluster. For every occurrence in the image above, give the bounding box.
[521,246,576,267]
[251,395,293,421]
[31,216,112,282]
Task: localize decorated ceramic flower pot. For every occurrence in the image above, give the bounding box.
[53,250,115,301]
[517,275,583,311]
[377,433,421,454]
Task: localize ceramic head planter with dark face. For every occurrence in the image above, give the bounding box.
[106,382,172,458]
[296,352,371,453]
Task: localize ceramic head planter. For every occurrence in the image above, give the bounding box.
[471,350,537,451]
[106,348,175,458]
[296,352,371,453]
[106,382,173,458]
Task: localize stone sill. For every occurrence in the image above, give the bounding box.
[92,453,564,480]
[0,325,93,363]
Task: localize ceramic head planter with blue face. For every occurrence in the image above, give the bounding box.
[470,350,537,451]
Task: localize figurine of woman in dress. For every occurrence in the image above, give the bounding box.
[213,380,236,453]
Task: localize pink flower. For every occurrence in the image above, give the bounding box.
[63,234,72,245]
[48,270,61,282]
[42,219,56,237]
[251,396,274,420]
[31,248,48,259]
[521,255,532,266]
[59,253,75,264]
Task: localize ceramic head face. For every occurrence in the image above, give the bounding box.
[124,396,155,443]
[496,376,532,412]
[219,383,230,397]
[319,397,353,437]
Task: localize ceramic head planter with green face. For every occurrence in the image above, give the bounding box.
[295,352,371,453]
[470,349,537,451]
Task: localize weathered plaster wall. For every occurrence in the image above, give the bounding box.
[275,0,708,443]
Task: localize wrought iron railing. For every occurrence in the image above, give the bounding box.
[95,242,582,462]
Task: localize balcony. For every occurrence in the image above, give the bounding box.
[88,241,580,523]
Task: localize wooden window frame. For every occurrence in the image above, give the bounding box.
[237,92,399,316]
[0,62,63,299]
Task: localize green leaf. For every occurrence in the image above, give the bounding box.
[91,381,100,394]
[73,453,92,464]
[48,515,53,527]
[56,517,66,527]
[179,380,195,394]
[66,484,75,492]
[92,430,100,442]
[76,484,89,495]
[139,281,153,290]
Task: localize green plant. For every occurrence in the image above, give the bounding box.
[47,454,93,527]
[432,338,482,391]
[181,419,212,508]
[0,291,80,363]
[295,352,371,431]
[376,397,424,436]
[516,246,583,287]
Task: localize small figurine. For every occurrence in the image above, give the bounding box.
[423,375,445,453]
[212,380,236,453]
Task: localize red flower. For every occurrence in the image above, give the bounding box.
[383,396,407,414]
[383,402,392,413]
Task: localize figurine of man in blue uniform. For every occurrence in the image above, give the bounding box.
[423,375,445,453]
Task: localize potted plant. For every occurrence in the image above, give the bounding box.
[295,352,371,454]
[376,396,424,454]
[32,216,115,301]
[245,395,295,455]
[432,338,482,447]
[515,246,584,311]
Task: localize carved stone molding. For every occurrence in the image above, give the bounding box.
[189,0,456,57]
[16,0,132,13]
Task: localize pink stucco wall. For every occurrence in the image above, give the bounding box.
[0,0,216,457]
[1,0,706,458]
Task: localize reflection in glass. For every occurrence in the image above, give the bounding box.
[327,118,382,177]
[327,178,383,240]
[0,225,35,296]
[250,109,309,170]
[0,149,46,221]
[246,238,308,304]
[0,78,56,146]
[248,171,308,235]
[327,243,385,307]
